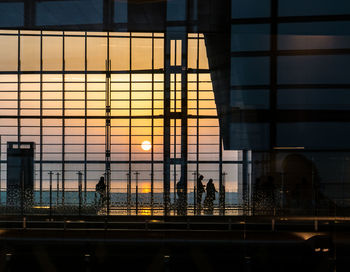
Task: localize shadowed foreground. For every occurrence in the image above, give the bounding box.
[0,215,349,271]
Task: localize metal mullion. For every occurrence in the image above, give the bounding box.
[84,31,87,206]
[17,30,21,143]
[62,32,65,206]
[106,32,111,216]
[163,31,171,215]
[39,30,43,206]
[181,32,188,214]
[151,33,155,212]
[173,52,177,206]
[128,33,132,214]
[219,129,224,215]
[196,33,199,191]
[173,53,177,205]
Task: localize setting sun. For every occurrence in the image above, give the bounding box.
[141,140,152,151]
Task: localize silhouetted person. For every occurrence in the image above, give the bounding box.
[196,175,205,213]
[176,176,186,215]
[96,176,106,208]
[204,179,217,214]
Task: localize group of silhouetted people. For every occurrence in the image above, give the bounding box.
[176,174,217,215]
[96,174,218,215]
[196,175,217,214]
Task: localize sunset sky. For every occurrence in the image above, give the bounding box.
[0,30,238,194]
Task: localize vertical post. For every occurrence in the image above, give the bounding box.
[39,31,43,208]
[135,171,139,215]
[56,172,60,206]
[192,172,196,214]
[62,172,65,207]
[126,173,131,214]
[62,31,66,211]
[221,172,227,215]
[219,130,224,215]
[84,169,87,205]
[163,31,171,216]
[180,35,188,217]
[18,31,22,214]
[49,171,53,217]
[128,33,132,217]
[105,52,111,216]
[150,172,154,213]
[78,171,82,215]
[151,33,155,216]
[84,31,88,213]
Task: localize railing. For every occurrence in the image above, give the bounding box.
[0,186,241,216]
[0,183,346,217]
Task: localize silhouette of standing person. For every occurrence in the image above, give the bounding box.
[176,176,186,216]
[196,175,205,213]
[96,176,106,208]
[204,179,217,214]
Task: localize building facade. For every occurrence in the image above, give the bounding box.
[0,0,349,215]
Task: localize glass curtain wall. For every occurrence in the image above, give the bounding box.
[0,30,237,215]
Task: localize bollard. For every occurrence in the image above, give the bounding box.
[135,171,139,215]
[150,172,154,214]
[78,171,83,215]
[49,171,53,217]
[126,173,131,214]
[192,172,197,214]
[56,172,60,206]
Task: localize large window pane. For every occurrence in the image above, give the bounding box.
[278,22,350,50]
[231,24,270,52]
[231,57,270,85]
[131,38,152,70]
[110,37,130,71]
[231,89,269,109]
[0,3,24,27]
[65,36,85,71]
[278,89,350,110]
[36,0,103,25]
[0,35,17,71]
[278,55,350,84]
[21,35,40,71]
[231,0,270,18]
[279,0,350,16]
[87,37,107,71]
[43,36,63,71]
[277,123,350,149]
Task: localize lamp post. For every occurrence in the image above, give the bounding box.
[135,171,139,215]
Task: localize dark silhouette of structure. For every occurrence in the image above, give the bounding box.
[6,142,35,210]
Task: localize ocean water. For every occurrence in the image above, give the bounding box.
[0,191,239,207]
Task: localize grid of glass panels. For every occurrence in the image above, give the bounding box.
[230,0,350,211]
[0,30,237,213]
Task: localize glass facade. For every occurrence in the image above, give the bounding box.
[230,0,350,215]
[0,30,237,215]
[0,0,348,216]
